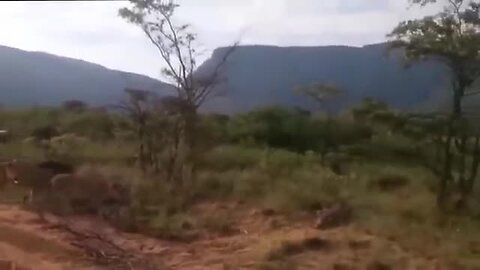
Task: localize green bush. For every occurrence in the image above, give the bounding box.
[60,110,115,141]
[260,149,306,175]
[79,142,135,165]
[48,133,88,161]
[0,141,43,161]
[227,106,324,152]
[263,169,348,213]
[146,212,196,241]
[200,145,263,171]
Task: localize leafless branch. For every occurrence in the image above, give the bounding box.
[142,26,184,90]
[193,42,239,107]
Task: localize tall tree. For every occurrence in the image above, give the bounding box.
[119,0,237,183]
[389,0,480,210]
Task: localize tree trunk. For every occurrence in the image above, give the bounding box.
[438,85,462,210]
[467,136,480,192]
[457,132,468,193]
[182,105,198,185]
[137,118,148,174]
[439,120,454,210]
[166,122,181,183]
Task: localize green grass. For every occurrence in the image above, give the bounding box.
[1,138,480,268]
[0,185,29,204]
[346,163,480,268]
[197,146,480,267]
[78,142,135,165]
[0,141,44,161]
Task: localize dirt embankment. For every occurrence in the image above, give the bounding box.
[0,203,447,270]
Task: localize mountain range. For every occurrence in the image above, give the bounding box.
[201,43,451,114]
[0,43,457,113]
[0,45,173,108]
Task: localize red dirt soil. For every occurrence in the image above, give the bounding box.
[0,203,449,270]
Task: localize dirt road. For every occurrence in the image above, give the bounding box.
[0,203,447,270]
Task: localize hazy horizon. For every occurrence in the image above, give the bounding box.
[0,0,441,80]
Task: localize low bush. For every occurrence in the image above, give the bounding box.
[266,237,332,261]
[199,145,263,171]
[368,174,409,192]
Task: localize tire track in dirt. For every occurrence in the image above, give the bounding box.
[0,203,449,270]
[0,205,84,270]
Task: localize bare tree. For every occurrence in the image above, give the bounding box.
[115,89,154,173]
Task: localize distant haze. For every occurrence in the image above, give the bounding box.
[0,0,442,80]
[0,43,452,115]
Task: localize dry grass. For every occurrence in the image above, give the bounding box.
[0,140,479,268]
[89,145,480,268]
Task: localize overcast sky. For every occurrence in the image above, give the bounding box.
[0,0,440,80]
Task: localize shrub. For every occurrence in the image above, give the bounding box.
[61,110,115,140]
[369,174,410,192]
[200,145,263,171]
[266,237,331,261]
[262,169,348,213]
[227,106,324,152]
[37,165,132,220]
[146,212,197,241]
[232,169,273,200]
[260,149,306,175]
[194,171,235,200]
[48,133,88,162]
[198,210,236,236]
[31,125,58,141]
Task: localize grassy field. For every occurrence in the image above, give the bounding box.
[2,139,479,268]
[0,105,479,268]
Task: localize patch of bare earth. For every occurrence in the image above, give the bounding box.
[160,202,448,270]
[0,203,449,270]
